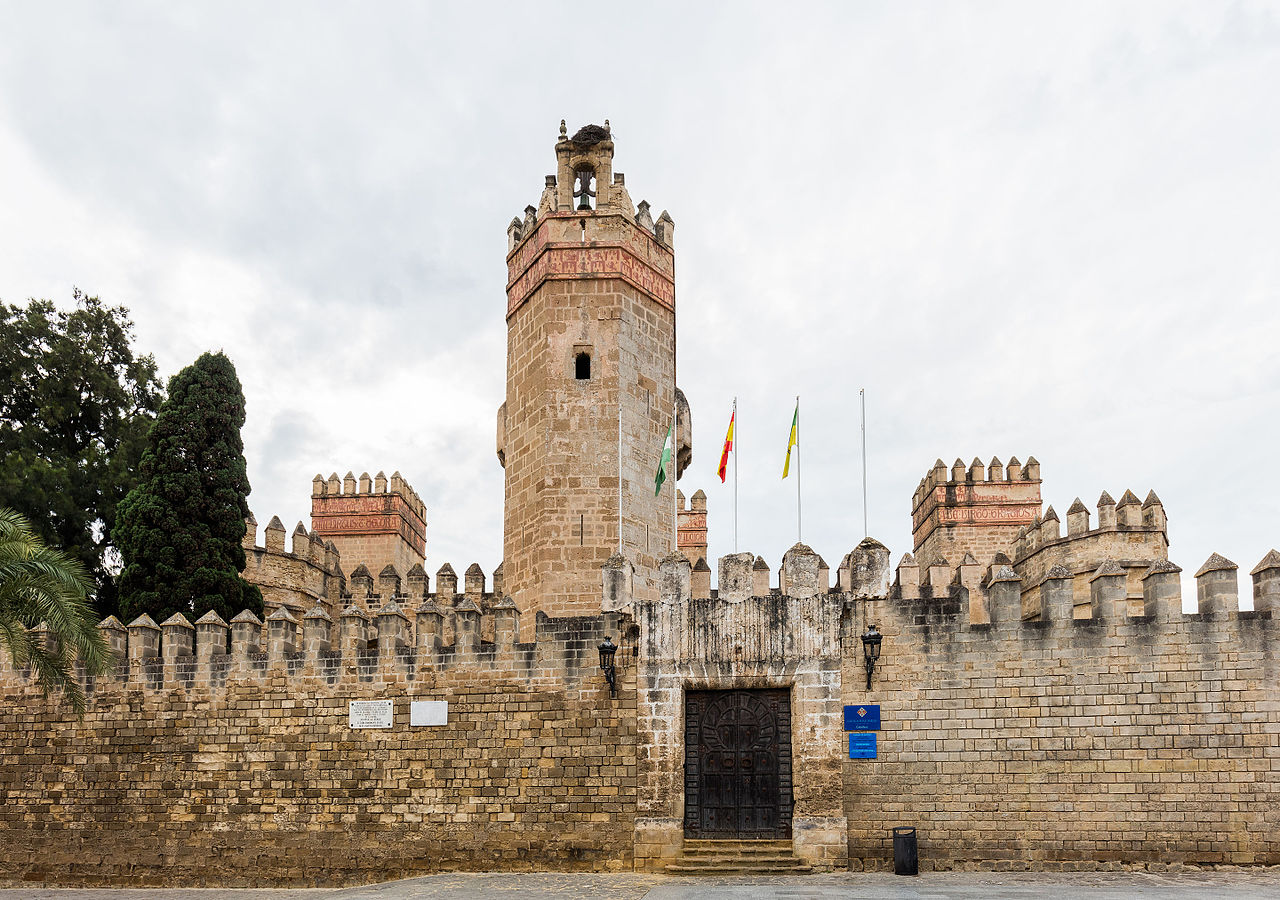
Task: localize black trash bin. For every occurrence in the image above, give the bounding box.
[893,826,918,876]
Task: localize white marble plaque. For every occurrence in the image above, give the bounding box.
[411,700,448,727]
[348,699,393,729]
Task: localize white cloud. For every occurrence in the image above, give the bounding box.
[2,2,1277,609]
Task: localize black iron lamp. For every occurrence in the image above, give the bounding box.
[598,636,617,694]
[861,624,882,690]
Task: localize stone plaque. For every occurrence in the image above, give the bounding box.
[410,700,448,727]
[349,699,393,729]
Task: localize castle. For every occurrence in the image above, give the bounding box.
[0,123,1276,886]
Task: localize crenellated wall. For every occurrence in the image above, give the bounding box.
[241,513,345,617]
[0,602,635,887]
[1011,490,1169,617]
[853,547,1280,870]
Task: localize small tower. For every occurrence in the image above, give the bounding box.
[310,471,426,583]
[678,489,709,566]
[498,121,684,622]
[912,456,1042,566]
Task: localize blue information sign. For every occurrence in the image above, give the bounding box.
[844,704,880,731]
[849,732,877,759]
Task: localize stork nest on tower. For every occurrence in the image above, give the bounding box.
[571,124,610,146]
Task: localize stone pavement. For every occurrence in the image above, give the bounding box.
[3,869,1280,900]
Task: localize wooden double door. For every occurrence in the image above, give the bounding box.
[684,689,792,839]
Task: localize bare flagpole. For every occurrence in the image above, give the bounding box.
[796,395,802,544]
[733,396,738,553]
[860,388,868,539]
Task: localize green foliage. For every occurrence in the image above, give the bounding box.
[0,290,164,617]
[0,507,113,715]
[114,351,263,624]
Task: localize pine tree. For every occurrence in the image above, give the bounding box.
[113,351,262,623]
[0,291,164,616]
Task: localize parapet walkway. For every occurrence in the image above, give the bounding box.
[4,869,1280,900]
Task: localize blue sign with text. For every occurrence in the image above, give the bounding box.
[844,704,880,731]
[849,732,877,759]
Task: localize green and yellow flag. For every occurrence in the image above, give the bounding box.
[654,422,674,496]
[782,400,799,478]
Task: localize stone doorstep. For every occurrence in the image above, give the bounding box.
[664,838,814,875]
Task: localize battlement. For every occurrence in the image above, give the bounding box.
[888,546,1277,627]
[311,469,427,584]
[1010,489,1169,613]
[0,587,621,699]
[241,513,344,617]
[912,456,1043,568]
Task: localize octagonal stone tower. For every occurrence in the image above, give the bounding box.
[498,121,684,624]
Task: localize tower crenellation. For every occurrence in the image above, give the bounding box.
[912,452,1043,567]
[310,467,426,587]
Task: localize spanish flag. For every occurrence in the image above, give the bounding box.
[717,406,735,483]
[782,400,799,478]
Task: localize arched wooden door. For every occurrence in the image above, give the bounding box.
[684,689,792,838]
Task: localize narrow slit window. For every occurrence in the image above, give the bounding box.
[575,352,591,380]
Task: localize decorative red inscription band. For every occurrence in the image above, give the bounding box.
[507,244,676,316]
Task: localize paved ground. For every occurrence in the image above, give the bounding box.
[4,870,1280,900]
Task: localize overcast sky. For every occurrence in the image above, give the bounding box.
[2,2,1277,607]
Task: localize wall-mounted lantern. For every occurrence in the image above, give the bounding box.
[598,636,617,694]
[861,624,882,690]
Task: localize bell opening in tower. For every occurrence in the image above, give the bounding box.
[574,166,596,210]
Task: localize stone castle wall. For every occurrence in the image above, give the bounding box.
[1,541,1277,884]
[0,605,635,887]
[845,550,1280,870]
[242,514,344,617]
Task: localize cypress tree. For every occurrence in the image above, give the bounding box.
[114,351,263,623]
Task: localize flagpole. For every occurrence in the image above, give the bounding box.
[860,388,868,540]
[732,397,738,553]
[796,394,802,544]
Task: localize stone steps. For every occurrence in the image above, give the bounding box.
[664,839,813,875]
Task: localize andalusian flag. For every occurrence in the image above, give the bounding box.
[717,406,735,483]
[654,422,674,496]
[782,400,799,478]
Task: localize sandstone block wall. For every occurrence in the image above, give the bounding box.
[502,213,676,627]
[0,609,635,887]
[845,552,1280,870]
[242,515,343,617]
